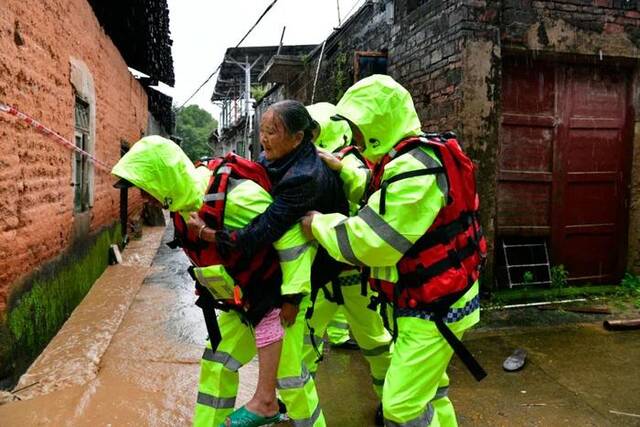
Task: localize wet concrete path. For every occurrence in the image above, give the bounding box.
[1,224,639,426]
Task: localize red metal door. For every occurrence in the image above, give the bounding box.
[499,59,631,284]
[499,60,556,238]
[554,65,630,283]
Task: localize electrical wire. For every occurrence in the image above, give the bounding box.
[176,0,280,109]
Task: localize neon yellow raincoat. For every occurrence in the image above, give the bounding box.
[310,76,480,427]
[112,136,326,427]
[304,103,392,399]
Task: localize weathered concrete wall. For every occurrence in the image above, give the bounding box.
[0,0,148,310]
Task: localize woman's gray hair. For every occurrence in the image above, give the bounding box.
[270,100,318,144]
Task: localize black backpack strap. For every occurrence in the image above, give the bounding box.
[360,266,370,297]
[305,287,324,363]
[331,278,345,305]
[434,316,487,382]
[379,167,444,215]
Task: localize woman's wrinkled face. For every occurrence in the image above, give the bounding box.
[260,110,303,161]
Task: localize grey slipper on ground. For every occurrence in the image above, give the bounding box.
[503,348,527,372]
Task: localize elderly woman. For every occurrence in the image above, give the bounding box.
[187,100,346,427]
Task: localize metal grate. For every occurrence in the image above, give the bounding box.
[502,239,552,288]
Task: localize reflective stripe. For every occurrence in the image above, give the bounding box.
[203,192,225,202]
[372,266,395,282]
[396,295,480,323]
[292,403,322,427]
[389,148,398,158]
[196,392,236,409]
[328,321,349,330]
[217,166,232,175]
[361,343,390,357]
[194,269,224,285]
[408,147,439,168]
[358,206,413,254]
[335,222,363,266]
[385,403,434,427]
[408,148,448,197]
[277,365,311,390]
[372,376,385,386]
[202,349,243,372]
[227,177,247,193]
[278,242,312,262]
[433,386,449,400]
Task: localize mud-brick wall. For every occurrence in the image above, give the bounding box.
[0,0,148,310]
[500,0,640,275]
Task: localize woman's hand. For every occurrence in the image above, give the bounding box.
[316,147,343,172]
[187,212,216,242]
[301,211,319,240]
[280,302,299,327]
[186,212,205,233]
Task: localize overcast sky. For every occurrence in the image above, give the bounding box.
[168,0,364,121]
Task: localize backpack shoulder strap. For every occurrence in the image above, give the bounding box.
[377,137,446,215]
[200,160,232,229]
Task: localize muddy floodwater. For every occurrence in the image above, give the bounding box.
[1,224,639,426]
[0,226,260,426]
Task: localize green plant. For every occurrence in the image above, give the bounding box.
[620,272,640,295]
[550,265,569,289]
[332,49,351,102]
[523,271,534,284]
[251,84,269,103]
[1,224,120,383]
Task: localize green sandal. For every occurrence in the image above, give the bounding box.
[219,406,286,427]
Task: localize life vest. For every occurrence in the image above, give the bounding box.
[171,152,282,310]
[368,134,487,311]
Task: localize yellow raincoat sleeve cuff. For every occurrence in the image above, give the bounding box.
[274,224,317,296]
[339,162,368,206]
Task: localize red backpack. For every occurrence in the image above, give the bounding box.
[171,152,280,307]
[367,134,488,381]
[368,134,486,309]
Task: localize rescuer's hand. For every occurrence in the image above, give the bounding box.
[316,147,343,172]
[301,211,319,240]
[280,302,299,327]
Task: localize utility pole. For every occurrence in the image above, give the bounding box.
[336,0,342,26]
[227,55,263,157]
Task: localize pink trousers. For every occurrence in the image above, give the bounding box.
[254,308,284,348]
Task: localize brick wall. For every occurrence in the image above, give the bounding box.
[291,1,393,104]
[0,0,148,310]
[502,0,640,55]
[269,0,640,282]
[389,0,502,282]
